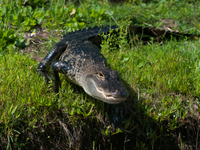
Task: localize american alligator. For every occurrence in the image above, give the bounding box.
[37,26,128,104]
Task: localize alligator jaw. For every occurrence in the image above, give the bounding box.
[100,97,127,104]
[83,86,127,104]
[96,90,127,104]
[90,94,127,104]
[81,66,128,104]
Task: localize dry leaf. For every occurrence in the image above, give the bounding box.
[70,9,76,15]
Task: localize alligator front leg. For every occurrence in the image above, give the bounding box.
[104,103,123,130]
[111,104,123,129]
[51,66,61,93]
[37,40,68,83]
[51,60,74,93]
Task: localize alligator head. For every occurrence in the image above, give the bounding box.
[81,66,128,104]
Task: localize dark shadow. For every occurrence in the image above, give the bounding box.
[86,26,199,149]
[128,25,198,44]
[106,78,180,150]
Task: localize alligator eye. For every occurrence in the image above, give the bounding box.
[98,71,104,77]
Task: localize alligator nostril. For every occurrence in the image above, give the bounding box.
[122,89,128,97]
[112,89,127,98]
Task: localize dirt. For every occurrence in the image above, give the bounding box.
[21,26,63,62]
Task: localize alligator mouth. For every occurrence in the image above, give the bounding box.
[89,91,126,104]
[98,89,127,98]
[100,98,126,104]
[89,87,127,104]
[100,93,127,104]
[105,94,126,98]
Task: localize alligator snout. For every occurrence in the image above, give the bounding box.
[111,89,128,98]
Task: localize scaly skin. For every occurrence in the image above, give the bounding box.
[37,26,128,104]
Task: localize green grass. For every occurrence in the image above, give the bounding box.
[0,0,200,149]
[0,52,53,130]
[0,52,101,149]
[102,35,200,122]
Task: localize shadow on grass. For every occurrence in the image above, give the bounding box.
[2,98,198,149]
[3,80,198,150]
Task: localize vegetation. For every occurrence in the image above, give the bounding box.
[0,0,200,149]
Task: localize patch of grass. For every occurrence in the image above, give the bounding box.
[102,31,200,122]
[0,52,54,133]
[0,0,200,149]
[1,0,200,53]
[0,52,108,149]
[112,0,200,34]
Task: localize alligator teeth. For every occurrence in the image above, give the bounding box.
[105,94,112,97]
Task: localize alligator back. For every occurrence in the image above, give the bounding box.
[63,25,118,44]
[38,25,128,105]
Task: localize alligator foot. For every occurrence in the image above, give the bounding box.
[37,70,52,84]
[51,66,61,93]
[104,103,123,130]
[110,104,123,130]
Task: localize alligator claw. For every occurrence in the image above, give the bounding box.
[37,70,52,84]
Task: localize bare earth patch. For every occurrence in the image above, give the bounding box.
[21,26,64,62]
